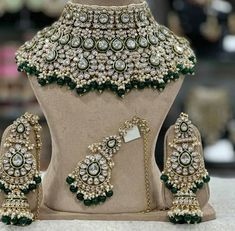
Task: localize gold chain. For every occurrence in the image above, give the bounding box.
[120,117,152,213]
[143,131,151,213]
[32,117,42,221]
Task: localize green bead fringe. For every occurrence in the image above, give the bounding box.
[160,174,210,194]
[66,176,113,207]
[169,214,202,224]
[1,215,32,226]
[17,57,196,98]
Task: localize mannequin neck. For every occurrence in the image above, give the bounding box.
[71,0,145,6]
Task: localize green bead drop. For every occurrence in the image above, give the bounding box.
[76,193,84,201]
[98,196,106,203]
[106,190,113,198]
[38,79,47,86]
[84,199,92,206]
[66,176,75,185]
[1,215,11,225]
[69,185,78,193]
[160,174,168,182]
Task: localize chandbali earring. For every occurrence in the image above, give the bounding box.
[66,116,151,211]
[0,112,42,226]
[161,113,210,224]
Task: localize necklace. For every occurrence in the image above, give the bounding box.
[16,1,196,98]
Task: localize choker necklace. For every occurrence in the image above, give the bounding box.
[16,1,196,98]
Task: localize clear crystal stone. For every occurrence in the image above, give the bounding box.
[174,44,184,55]
[26,158,33,164]
[95,154,102,161]
[99,175,105,182]
[170,156,178,162]
[84,159,90,165]
[14,170,20,177]
[25,41,35,50]
[77,58,89,70]
[126,38,137,50]
[3,158,9,164]
[161,27,169,36]
[94,178,100,185]
[45,50,57,62]
[158,33,166,41]
[60,35,70,45]
[180,122,188,132]
[99,13,109,24]
[5,152,12,158]
[148,34,158,45]
[193,157,200,163]
[102,170,108,176]
[80,163,87,169]
[99,158,106,165]
[149,54,160,67]
[71,38,82,48]
[193,163,199,169]
[7,169,14,176]
[11,153,24,167]
[88,162,100,176]
[79,12,88,22]
[83,38,95,50]
[9,148,15,154]
[15,144,21,150]
[101,164,108,170]
[176,166,182,174]
[173,151,179,156]
[179,152,191,166]
[138,37,148,48]
[51,31,61,41]
[20,168,27,176]
[21,148,27,154]
[4,164,10,170]
[97,39,109,51]
[25,164,31,171]
[80,169,86,176]
[114,60,126,72]
[16,123,25,134]
[139,11,147,21]
[172,163,178,169]
[111,38,123,51]
[87,177,93,185]
[82,174,88,181]
[120,13,130,23]
[182,168,188,176]
[107,139,117,148]
[189,166,195,174]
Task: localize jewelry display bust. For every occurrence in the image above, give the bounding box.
[15,0,215,221]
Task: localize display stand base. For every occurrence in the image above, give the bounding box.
[39,203,216,222]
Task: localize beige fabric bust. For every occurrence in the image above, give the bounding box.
[30,76,183,218]
[20,0,215,222]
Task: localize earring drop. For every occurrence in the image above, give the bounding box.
[0,112,42,226]
[161,113,210,224]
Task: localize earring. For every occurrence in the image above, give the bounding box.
[66,116,151,211]
[0,112,42,226]
[161,113,210,224]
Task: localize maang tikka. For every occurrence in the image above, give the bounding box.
[66,116,151,211]
[161,113,210,224]
[0,113,42,226]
